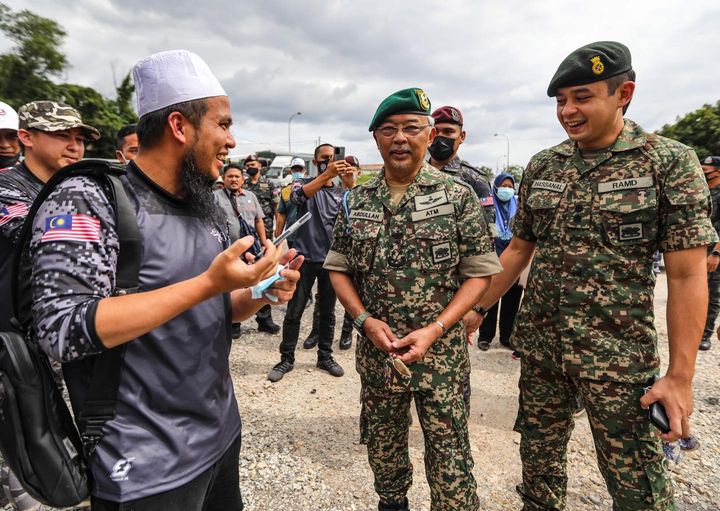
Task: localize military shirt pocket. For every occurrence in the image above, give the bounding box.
[348,221,382,272]
[413,220,460,271]
[597,188,658,246]
[526,190,562,237]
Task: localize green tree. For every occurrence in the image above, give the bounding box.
[506,164,524,186]
[475,164,494,184]
[0,3,66,107]
[656,101,720,158]
[0,3,136,157]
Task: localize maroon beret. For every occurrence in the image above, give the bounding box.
[431,106,463,126]
[344,155,359,167]
[245,154,259,163]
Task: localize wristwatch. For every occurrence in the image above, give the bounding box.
[711,250,720,257]
[472,305,489,317]
[353,311,372,333]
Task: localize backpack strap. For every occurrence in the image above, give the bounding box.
[10,159,142,459]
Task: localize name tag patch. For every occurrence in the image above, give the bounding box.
[411,203,454,222]
[598,177,653,193]
[432,242,452,263]
[532,180,566,193]
[349,210,383,222]
[414,190,448,211]
[619,223,643,241]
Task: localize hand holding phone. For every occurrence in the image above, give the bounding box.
[644,378,671,434]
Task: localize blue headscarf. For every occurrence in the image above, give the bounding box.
[493,172,518,255]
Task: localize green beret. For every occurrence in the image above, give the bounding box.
[547,41,632,97]
[368,87,431,131]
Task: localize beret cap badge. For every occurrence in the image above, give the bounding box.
[415,89,430,111]
[591,56,605,75]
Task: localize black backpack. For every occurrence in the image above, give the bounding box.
[0,160,141,507]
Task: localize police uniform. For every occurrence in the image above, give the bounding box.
[437,155,496,230]
[0,163,42,330]
[243,175,277,240]
[325,161,501,510]
[701,159,720,346]
[512,118,716,509]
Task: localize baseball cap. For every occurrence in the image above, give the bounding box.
[18,101,101,141]
[133,49,227,118]
[0,102,19,131]
[702,156,720,168]
[290,157,305,168]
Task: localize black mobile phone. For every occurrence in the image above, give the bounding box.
[644,378,671,434]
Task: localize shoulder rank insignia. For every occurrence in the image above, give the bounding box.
[591,56,604,75]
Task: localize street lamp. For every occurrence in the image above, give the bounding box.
[288,112,301,152]
[496,155,506,173]
[494,133,510,171]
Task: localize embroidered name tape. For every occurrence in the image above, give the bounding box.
[411,203,454,222]
[349,210,383,222]
[414,190,448,211]
[531,180,566,193]
[597,177,653,193]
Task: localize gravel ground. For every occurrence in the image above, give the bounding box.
[25,271,719,511]
[232,271,719,511]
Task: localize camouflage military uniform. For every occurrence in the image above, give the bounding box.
[436,156,496,235]
[324,162,501,510]
[511,120,717,510]
[243,175,277,240]
[701,186,720,344]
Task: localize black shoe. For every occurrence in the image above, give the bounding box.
[303,332,318,349]
[500,338,513,350]
[339,334,353,350]
[317,357,344,377]
[257,321,280,334]
[477,340,490,351]
[267,361,294,382]
[699,339,711,351]
[378,497,409,511]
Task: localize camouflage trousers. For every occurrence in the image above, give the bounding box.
[360,382,479,511]
[514,359,675,511]
[701,268,720,342]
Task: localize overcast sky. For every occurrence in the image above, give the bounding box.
[4,0,719,169]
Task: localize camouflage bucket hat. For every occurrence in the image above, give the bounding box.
[18,101,101,141]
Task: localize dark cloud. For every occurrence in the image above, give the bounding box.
[5,0,719,167]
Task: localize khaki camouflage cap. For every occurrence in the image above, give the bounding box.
[18,101,101,141]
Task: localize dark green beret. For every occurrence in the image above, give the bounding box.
[547,41,632,97]
[368,87,431,131]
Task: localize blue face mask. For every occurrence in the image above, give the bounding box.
[496,186,515,202]
[292,172,304,180]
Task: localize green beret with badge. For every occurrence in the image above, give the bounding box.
[547,41,632,97]
[368,87,431,131]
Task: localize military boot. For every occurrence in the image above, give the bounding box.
[378,497,409,511]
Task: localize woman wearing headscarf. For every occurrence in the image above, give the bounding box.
[477,172,524,352]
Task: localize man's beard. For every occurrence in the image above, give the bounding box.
[180,149,223,225]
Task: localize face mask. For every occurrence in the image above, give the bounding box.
[428,136,456,161]
[246,167,259,177]
[292,172,304,180]
[496,186,515,202]
[317,159,330,173]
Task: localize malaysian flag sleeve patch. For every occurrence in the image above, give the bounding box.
[0,202,29,226]
[42,214,101,242]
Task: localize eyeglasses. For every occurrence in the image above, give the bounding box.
[375,124,431,138]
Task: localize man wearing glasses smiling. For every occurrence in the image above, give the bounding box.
[325,88,501,511]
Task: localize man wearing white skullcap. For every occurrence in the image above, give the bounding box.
[27,50,304,510]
